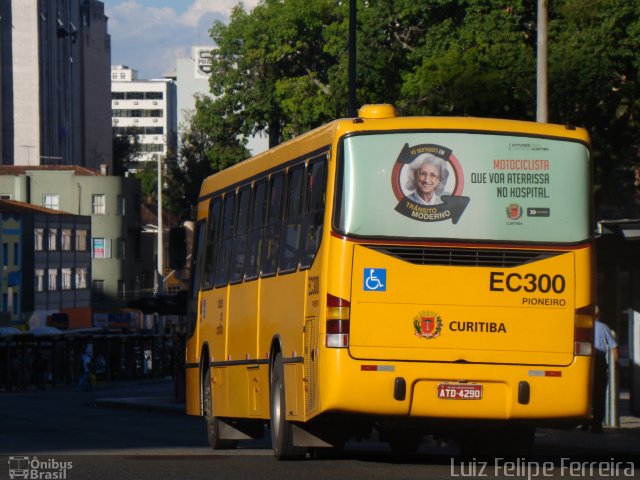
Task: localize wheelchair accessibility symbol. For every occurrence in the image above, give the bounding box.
[364,268,386,291]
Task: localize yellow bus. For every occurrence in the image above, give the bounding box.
[183,104,594,458]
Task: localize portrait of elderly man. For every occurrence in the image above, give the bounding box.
[405,153,450,205]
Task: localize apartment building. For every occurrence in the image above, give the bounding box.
[111,65,177,168]
[0,200,91,329]
[0,0,112,172]
[173,47,268,155]
[0,166,152,311]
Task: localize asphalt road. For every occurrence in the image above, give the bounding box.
[2,380,640,480]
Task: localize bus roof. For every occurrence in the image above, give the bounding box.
[199,105,590,199]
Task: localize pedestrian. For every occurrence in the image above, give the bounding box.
[589,306,618,433]
[76,347,93,392]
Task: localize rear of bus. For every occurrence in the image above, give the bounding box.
[320,111,593,445]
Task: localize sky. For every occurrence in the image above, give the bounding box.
[102,0,260,79]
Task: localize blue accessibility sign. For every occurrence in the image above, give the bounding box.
[363,268,386,291]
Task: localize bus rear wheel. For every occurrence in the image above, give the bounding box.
[203,368,238,450]
[270,353,306,460]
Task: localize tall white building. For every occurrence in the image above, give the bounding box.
[175,47,212,135]
[174,47,268,155]
[0,0,112,172]
[111,65,177,167]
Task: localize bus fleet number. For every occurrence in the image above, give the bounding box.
[308,276,320,296]
[489,272,566,294]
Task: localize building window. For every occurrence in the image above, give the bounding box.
[92,238,111,258]
[12,292,18,315]
[92,194,106,214]
[61,268,72,290]
[43,194,59,210]
[1,293,6,312]
[13,243,18,265]
[117,195,126,215]
[76,229,88,251]
[61,229,72,251]
[35,269,45,292]
[117,238,126,259]
[2,243,7,266]
[0,194,12,200]
[75,268,87,289]
[92,280,105,299]
[48,229,58,251]
[34,228,44,251]
[48,269,58,291]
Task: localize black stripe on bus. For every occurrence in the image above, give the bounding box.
[186,357,304,369]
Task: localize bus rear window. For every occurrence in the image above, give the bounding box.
[335,132,591,244]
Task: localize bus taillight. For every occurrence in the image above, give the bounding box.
[326,294,350,348]
[574,305,594,356]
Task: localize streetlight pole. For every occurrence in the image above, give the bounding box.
[536,0,548,123]
[347,0,357,117]
[156,155,164,295]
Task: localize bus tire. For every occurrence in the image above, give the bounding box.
[203,368,238,450]
[270,353,306,460]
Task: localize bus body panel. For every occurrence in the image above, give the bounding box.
[259,273,306,360]
[228,281,260,362]
[317,348,591,421]
[349,244,576,365]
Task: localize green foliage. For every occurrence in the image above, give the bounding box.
[187,0,640,219]
[163,108,249,215]
[112,133,140,177]
[134,161,158,205]
[550,0,640,217]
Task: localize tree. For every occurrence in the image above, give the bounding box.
[134,160,158,205]
[165,115,214,215]
[549,0,640,218]
[112,132,141,176]
[207,0,345,146]
[197,0,640,219]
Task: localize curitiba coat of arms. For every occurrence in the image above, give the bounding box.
[413,311,443,339]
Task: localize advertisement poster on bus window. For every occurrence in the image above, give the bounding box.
[339,132,590,243]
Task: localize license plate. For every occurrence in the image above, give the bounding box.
[437,383,482,400]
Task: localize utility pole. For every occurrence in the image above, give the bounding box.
[347,0,357,117]
[536,0,548,123]
[156,155,164,295]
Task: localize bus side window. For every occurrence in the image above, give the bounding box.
[187,220,206,338]
[261,173,285,277]
[279,164,305,273]
[245,179,267,280]
[215,192,236,287]
[202,197,222,290]
[300,157,326,269]
[230,185,251,284]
